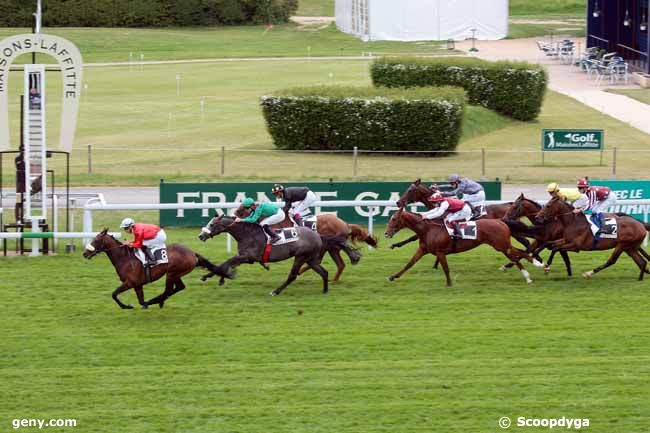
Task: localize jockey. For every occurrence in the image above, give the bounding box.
[572,178,616,236]
[441,174,486,217]
[119,217,167,266]
[422,192,472,239]
[235,197,285,244]
[271,183,318,225]
[546,182,582,203]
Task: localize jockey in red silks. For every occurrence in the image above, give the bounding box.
[120,217,167,266]
[572,178,617,237]
[422,192,472,239]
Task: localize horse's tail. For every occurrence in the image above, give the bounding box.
[321,235,362,265]
[195,253,235,280]
[348,224,378,248]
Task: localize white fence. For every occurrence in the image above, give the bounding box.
[83,199,650,250]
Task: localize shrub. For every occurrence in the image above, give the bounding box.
[371,57,547,121]
[261,86,466,152]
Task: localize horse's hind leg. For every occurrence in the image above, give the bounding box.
[559,250,572,276]
[112,283,133,310]
[328,250,345,282]
[584,245,624,279]
[299,248,326,276]
[271,260,303,296]
[435,253,452,287]
[501,246,533,284]
[307,258,329,294]
[625,249,647,281]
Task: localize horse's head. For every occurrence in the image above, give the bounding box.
[385,209,406,238]
[199,215,233,241]
[83,229,119,259]
[396,178,431,208]
[535,195,563,225]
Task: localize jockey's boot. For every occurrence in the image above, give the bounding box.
[470,205,480,220]
[263,224,281,244]
[293,213,303,226]
[141,246,155,266]
[451,221,462,239]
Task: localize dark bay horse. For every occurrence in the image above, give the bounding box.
[235,205,377,282]
[536,196,650,280]
[384,209,533,286]
[502,193,573,276]
[392,179,538,251]
[83,229,233,309]
[198,215,338,296]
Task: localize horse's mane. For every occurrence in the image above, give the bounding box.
[522,197,542,210]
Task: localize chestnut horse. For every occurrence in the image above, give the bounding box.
[83,229,233,309]
[536,196,650,280]
[385,209,533,286]
[235,205,377,281]
[392,179,538,251]
[502,193,573,276]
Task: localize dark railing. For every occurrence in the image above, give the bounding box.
[588,34,610,51]
[617,43,649,72]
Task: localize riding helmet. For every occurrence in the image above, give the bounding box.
[120,217,135,229]
[546,182,560,193]
[271,183,284,194]
[448,174,460,183]
[576,178,590,188]
[242,197,255,208]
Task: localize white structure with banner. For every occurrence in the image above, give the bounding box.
[335,0,509,42]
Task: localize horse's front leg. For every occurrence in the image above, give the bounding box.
[201,255,251,282]
[390,234,418,249]
[112,283,133,309]
[133,285,148,309]
[388,246,426,281]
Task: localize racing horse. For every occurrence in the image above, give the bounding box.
[83,229,233,309]
[536,196,650,280]
[198,215,347,295]
[384,208,534,286]
[391,179,539,251]
[235,205,377,282]
[501,193,574,276]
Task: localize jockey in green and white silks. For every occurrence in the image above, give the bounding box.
[235,197,285,243]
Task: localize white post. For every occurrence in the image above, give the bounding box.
[644,208,648,248]
[52,194,59,250]
[367,207,375,250]
[82,208,93,245]
[30,218,41,256]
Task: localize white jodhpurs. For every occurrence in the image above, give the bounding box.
[261,209,286,226]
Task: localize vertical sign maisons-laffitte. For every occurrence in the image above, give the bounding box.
[542,129,604,151]
[159,181,502,227]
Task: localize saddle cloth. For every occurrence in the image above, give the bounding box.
[297,215,318,231]
[134,246,169,266]
[445,221,478,240]
[589,216,618,239]
[267,227,301,245]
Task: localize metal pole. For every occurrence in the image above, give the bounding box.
[66,152,70,231]
[87,144,92,175]
[367,207,374,250]
[220,146,225,176]
[541,149,545,166]
[612,146,617,178]
[353,146,358,177]
[481,148,486,177]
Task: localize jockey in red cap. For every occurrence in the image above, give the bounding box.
[423,192,472,239]
[572,178,616,238]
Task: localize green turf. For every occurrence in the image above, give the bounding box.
[607,89,650,106]
[2,227,649,432]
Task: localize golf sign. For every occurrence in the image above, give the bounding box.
[542,129,604,151]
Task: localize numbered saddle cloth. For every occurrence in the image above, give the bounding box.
[589,217,618,239]
[445,221,478,240]
[135,246,169,266]
[271,228,301,245]
[298,215,318,231]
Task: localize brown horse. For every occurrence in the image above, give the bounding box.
[235,206,377,281]
[392,179,538,251]
[385,209,533,286]
[536,196,650,280]
[502,193,573,276]
[83,229,233,309]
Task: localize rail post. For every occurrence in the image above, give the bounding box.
[82,208,93,245]
[87,144,92,175]
[353,146,358,178]
[612,146,617,179]
[220,146,225,176]
[481,148,486,177]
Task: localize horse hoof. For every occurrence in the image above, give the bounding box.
[544,267,551,274]
[583,271,594,279]
[526,278,533,284]
[387,275,395,282]
[270,291,277,297]
[218,279,225,286]
[141,304,148,310]
[159,302,165,309]
[532,259,544,268]
[124,304,134,309]
[389,244,396,250]
[499,266,507,272]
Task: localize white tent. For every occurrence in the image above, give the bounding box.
[335,0,509,42]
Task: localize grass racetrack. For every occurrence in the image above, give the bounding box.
[2,228,650,432]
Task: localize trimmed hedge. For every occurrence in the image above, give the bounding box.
[260,86,466,152]
[0,0,298,27]
[371,57,548,121]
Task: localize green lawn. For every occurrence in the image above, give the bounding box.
[1,226,649,433]
[607,89,650,106]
